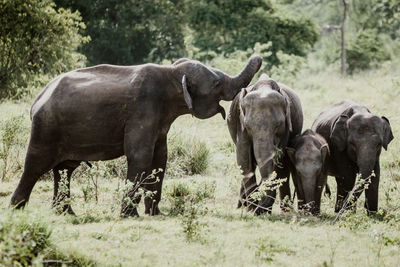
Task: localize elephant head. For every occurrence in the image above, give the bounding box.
[330,108,393,180]
[287,130,329,215]
[239,74,292,179]
[174,55,262,119]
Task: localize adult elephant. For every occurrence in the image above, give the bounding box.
[10,55,262,217]
[227,74,303,214]
[312,100,393,214]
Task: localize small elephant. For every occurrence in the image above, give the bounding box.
[10,55,262,217]
[286,129,330,215]
[227,74,303,214]
[312,100,394,214]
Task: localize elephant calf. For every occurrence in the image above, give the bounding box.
[286,129,329,215]
[312,100,393,214]
[227,74,303,215]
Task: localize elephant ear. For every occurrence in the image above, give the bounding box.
[182,75,193,112]
[381,116,394,150]
[286,147,296,164]
[330,115,348,152]
[173,58,190,65]
[239,89,247,132]
[280,89,292,133]
[320,143,330,163]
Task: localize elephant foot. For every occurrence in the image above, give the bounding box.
[144,198,162,215]
[121,205,140,218]
[10,194,28,209]
[237,197,258,211]
[57,205,76,216]
[280,200,292,213]
[254,196,274,215]
[145,205,162,216]
[254,206,272,216]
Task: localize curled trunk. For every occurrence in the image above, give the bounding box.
[223,55,262,100]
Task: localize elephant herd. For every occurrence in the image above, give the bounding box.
[10,55,393,217]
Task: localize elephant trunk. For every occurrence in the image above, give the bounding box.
[253,139,275,180]
[353,148,377,202]
[357,148,377,181]
[223,55,262,101]
[302,176,317,213]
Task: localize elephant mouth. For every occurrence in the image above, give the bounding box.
[218,104,226,120]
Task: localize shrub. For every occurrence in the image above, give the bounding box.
[0,213,51,266]
[164,180,215,242]
[346,29,390,74]
[0,115,25,181]
[0,212,95,265]
[165,180,216,216]
[0,0,89,99]
[167,135,210,177]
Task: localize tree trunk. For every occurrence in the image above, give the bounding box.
[341,0,348,75]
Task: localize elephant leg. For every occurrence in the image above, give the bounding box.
[335,176,346,213]
[10,143,58,209]
[121,131,156,218]
[276,160,291,212]
[255,183,277,215]
[314,173,328,215]
[239,173,258,210]
[52,161,80,215]
[144,135,167,216]
[335,175,356,212]
[364,162,380,215]
[291,171,304,210]
[236,135,258,210]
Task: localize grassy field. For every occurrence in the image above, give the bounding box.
[1,59,400,266]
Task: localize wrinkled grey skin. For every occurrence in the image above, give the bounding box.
[227,74,303,214]
[312,100,393,214]
[287,129,329,215]
[10,55,262,217]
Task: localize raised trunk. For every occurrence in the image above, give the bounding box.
[223,55,262,101]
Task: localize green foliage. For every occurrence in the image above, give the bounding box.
[165,180,216,216]
[0,115,25,181]
[352,0,400,38]
[270,51,306,84]
[346,29,390,74]
[0,0,89,99]
[165,180,214,241]
[0,213,51,266]
[167,135,210,177]
[55,0,186,65]
[187,0,318,66]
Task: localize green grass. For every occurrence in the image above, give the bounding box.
[1,59,400,266]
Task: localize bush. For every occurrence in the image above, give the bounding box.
[346,29,390,74]
[164,180,215,241]
[0,0,89,99]
[0,115,26,181]
[165,180,216,216]
[0,212,95,265]
[167,135,210,177]
[0,213,51,266]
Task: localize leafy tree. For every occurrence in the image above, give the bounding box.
[0,0,88,99]
[55,0,186,65]
[186,0,318,66]
[346,29,389,74]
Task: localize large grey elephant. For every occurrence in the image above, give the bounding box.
[227,74,303,214]
[312,100,393,214]
[286,129,330,215]
[10,55,262,217]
